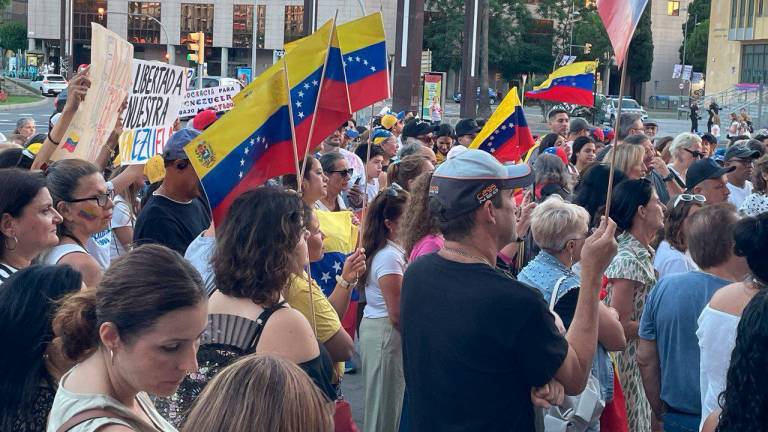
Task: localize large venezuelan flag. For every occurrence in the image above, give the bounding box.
[469,88,535,163]
[525,61,597,107]
[597,0,648,66]
[337,13,390,112]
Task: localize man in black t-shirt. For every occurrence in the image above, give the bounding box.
[134,129,211,254]
[400,150,618,431]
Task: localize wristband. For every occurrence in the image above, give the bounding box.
[47,131,61,146]
[335,274,355,289]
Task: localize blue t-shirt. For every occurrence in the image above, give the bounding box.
[639,271,731,414]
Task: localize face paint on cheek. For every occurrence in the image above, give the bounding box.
[78,209,99,222]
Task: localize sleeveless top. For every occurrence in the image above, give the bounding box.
[42,244,88,266]
[155,302,336,427]
[46,367,177,432]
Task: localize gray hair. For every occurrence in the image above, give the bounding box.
[398,142,423,158]
[534,153,572,190]
[14,117,34,133]
[669,133,702,159]
[319,151,345,173]
[530,195,590,252]
[617,112,642,141]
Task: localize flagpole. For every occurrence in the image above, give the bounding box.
[604,58,629,218]
[358,104,376,248]
[282,56,303,193]
[299,11,339,182]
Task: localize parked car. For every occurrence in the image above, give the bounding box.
[453,87,498,104]
[30,74,68,96]
[604,97,648,124]
[187,75,245,91]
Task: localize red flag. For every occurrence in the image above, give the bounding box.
[596,0,648,65]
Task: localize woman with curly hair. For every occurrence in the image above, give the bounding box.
[701,289,768,432]
[400,172,441,261]
[653,194,705,278]
[159,187,336,426]
[698,212,767,430]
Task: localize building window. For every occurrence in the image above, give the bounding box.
[747,0,755,27]
[738,0,747,27]
[730,0,738,29]
[741,44,768,84]
[180,3,214,45]
[74,0,107,42]
[233,5,265,49]
[667,1,680,16]
[284,6,304,43]
[128,2,161,45]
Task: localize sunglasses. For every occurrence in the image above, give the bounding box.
[327,168,354,178]
[684,148,705,159]
[672,193,706,209]
[67,190,114,208]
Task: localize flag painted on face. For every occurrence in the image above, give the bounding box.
[337,12,390,112]
[596,0,649,65]
[469,88,535,163]
[525,61,598,107]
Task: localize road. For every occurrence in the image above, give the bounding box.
[1,96,57,137]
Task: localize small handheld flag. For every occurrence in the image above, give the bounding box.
[469,87,535,163]
[525,61,597,107]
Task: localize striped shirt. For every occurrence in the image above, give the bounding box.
[0,262,18,285]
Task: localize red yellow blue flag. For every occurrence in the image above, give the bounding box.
[469,88,535,163]
[525,61,597,107]
[337,13,390,112]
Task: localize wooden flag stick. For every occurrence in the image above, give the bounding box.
[604,58,629,218]
[299,11,339,182]
[283,56,302,193]
[357,104,377,247]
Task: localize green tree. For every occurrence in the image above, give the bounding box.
[627,6,654,83]
[424,0,464,74]
[678,0,710,72]
[0,0,10,10]
[0,21,26,52]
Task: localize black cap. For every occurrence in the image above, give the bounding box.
[725,143,761,161]
[686,158,735,190]
[455,118,482,137]
[401,120,437,139]
[435,123,455,138]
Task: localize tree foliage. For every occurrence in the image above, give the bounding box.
[0,21,27,52]
[627,6,654,83]
[679,0,710,72]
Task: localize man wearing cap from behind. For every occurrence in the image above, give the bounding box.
[686,158,735,205]
[400,149,619,431]
[724,142,761,207]
[133,129,212,254]
[454,118,482,147]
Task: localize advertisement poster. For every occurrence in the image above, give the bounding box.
[178,84,239,118]
[53,23,133,162]
[236,67,252,85]
[118,60,192,164]
[421,72,445,122]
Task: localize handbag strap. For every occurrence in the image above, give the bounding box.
[247,301,287,351]
[56,408,131,432]
[548,276,568,312]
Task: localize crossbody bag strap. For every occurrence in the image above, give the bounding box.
[56,408,131,432]
[248,301,287,351]
[548,276,569,312]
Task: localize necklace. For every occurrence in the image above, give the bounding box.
[153,190,193,205]
[443,247,496,268]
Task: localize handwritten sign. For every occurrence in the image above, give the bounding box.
[53,23,133,162]
[178,85,239,118]
[118,60,192,164]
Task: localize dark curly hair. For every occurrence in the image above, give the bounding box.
[399,172,436,260]
[716,289,768,431]
[660,196,702,252]
[213,187,305,306]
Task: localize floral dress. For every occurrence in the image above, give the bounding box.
[604,232,657,432]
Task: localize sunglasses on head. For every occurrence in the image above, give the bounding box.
[684,148,704,159]
[672,193,706,209]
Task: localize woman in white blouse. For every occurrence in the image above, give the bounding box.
[653,194,704,278]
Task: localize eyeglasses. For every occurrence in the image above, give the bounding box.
[67,190,114,207]
[672,193,706,209]
[327,168,354,178]
[684,148,705,159]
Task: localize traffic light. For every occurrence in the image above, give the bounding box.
[584,43,592,55]
[187,32,205,63]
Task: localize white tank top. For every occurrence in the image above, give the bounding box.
[42,243,88,265]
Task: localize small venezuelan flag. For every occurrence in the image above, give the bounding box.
[525,61,597,107]
[337,12,390,112]
[469,88,535,164]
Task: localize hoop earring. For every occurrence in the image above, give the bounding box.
[109,349,115,366]
[4,236,18,251]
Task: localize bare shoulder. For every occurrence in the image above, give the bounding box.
[58,251,99,269]
[256,306,319,363]
[701,410,720,432]
[709,282,751,316]
[95,425,135,432]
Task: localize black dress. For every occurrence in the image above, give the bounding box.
[2,373,56,432]
[155,303,336,427]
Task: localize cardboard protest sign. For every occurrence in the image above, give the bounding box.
[53,23,133,162]
[118,60,192,164]
[178,84,239,118]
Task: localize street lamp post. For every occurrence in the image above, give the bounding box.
[97,8,173,63]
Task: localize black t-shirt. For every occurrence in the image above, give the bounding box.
[133,195,211,255]
[400,254,569,432]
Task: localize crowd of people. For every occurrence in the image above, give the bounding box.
[0,70,767,432]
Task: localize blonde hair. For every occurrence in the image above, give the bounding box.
[182,355,334,432]
[668,132,702,160]
[602,143,645,178]
[530,195,590,252]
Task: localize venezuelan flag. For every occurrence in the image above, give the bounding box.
[469,88,535,163]
[337,13,390,112]
[525,61,597,107]
[309,210,358,297]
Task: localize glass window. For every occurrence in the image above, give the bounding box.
[667,1,680,16]
[180,3,214,46]
[128,2,161,45]
[747,0,755,27]
[284,5,304,43]
[730,0,738,28]
[738,0,746,27]
[74,0,107,41]
[232,5,266,49]
[741,44,768,84]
